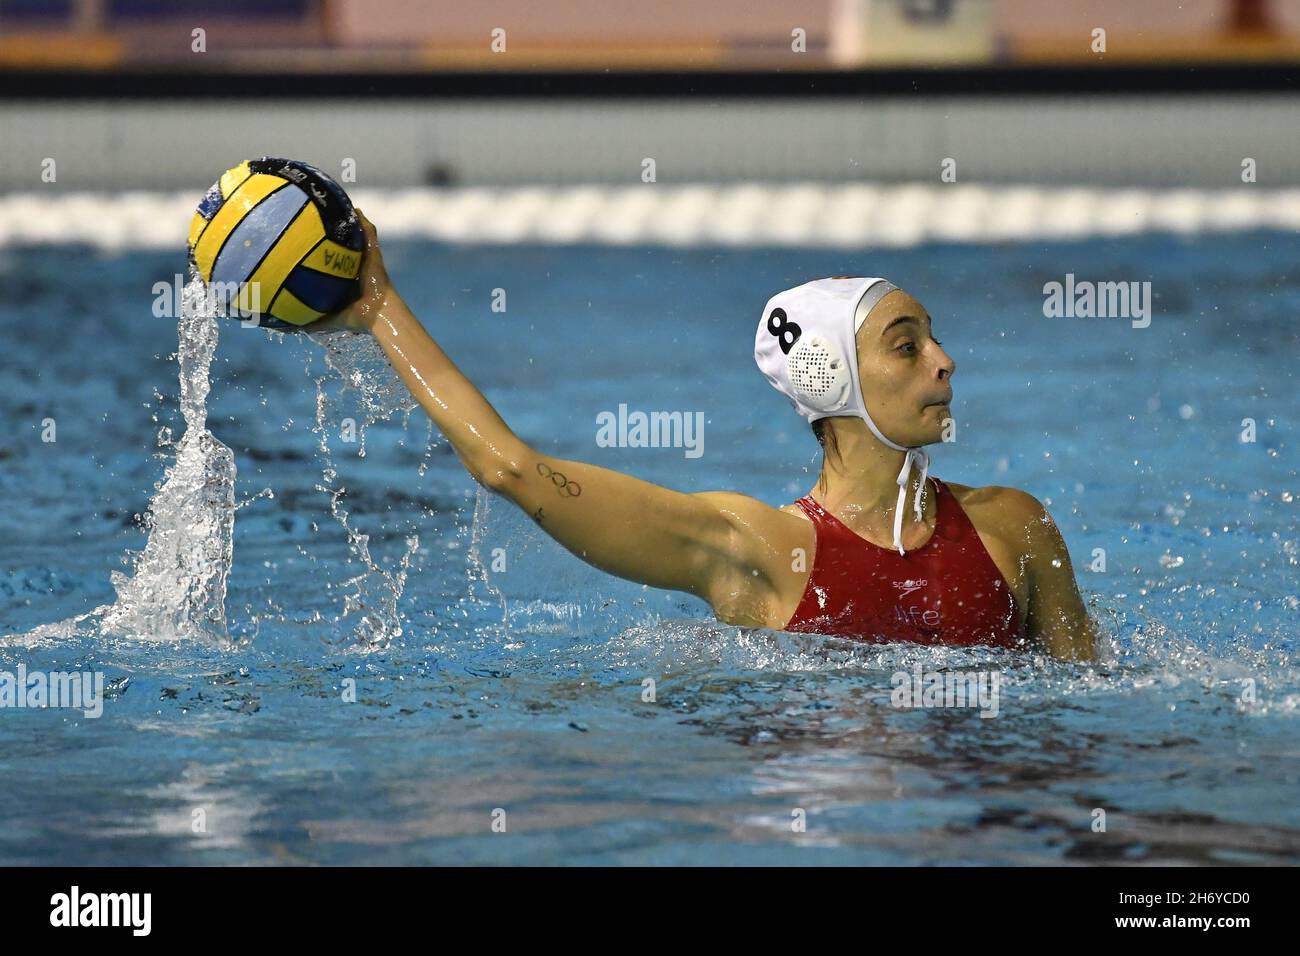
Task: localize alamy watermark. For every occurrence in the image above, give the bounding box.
[596,403,704,459]
[1042,273,1151,328]
[153,273,263,322]
[50,886,150,936]
[891,664,1001,718]
[0,665,104,718]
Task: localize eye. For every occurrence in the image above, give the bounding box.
[896,341,916,354]
[933,338,943,346]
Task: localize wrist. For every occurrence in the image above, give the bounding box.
[349,281,392,333]
[370,289,417,334]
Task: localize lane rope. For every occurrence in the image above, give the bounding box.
[0,183,1295,250]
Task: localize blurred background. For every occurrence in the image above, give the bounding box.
[0,0,1298,195]
[3,0,1300,68]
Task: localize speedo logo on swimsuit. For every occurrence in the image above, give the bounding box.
[892,578,927,598]
[891,664,1001,719]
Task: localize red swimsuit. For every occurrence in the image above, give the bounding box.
[783,477,1027,649]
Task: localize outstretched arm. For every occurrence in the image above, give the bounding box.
[316,212,753,607]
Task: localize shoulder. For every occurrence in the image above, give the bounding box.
[692,490,811,532]
[942,480,1064,550]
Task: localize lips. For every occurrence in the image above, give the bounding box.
[925,396,953,408]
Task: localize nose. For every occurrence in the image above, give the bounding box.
[935,344,956,381]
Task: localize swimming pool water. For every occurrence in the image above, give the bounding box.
[0,230,1297,864]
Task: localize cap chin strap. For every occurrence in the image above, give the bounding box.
[841,278,929,555]
[893,448,931,557]
[854,406,930,557]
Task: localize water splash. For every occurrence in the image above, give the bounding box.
[8,262,442,652]
[301,330,422,651]
[13,271,237,645]
[465,484,509,642]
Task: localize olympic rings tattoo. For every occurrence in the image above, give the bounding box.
[536,462,581,498]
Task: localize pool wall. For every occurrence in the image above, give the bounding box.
[1,92,1297,191]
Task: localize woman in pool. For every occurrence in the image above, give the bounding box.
[315,212,1099,662]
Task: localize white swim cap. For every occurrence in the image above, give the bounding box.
[754,276,930,556]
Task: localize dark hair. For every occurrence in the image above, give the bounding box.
[811,418,841,469]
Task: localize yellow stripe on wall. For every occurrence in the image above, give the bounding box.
[300,239,362,279]
[234,204,325,316]
[269,287,325,326]
[192,173,289,281]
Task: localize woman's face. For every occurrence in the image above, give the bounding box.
[854,289,956,447]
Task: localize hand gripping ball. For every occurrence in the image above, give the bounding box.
[187,157,364,330]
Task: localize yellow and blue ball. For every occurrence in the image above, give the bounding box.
[188,157,363,329]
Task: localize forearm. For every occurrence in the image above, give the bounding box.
[368,291,527,487]
[363,297,732,598]
[326,214,732,604]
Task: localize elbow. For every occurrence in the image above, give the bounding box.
[474,451,525,497]
[478,465,515,496]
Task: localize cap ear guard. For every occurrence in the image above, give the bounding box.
[788,334,852,413]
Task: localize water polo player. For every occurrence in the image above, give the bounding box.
[315,212,1099,662]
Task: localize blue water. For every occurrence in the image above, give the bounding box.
[1,230,1297,864]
